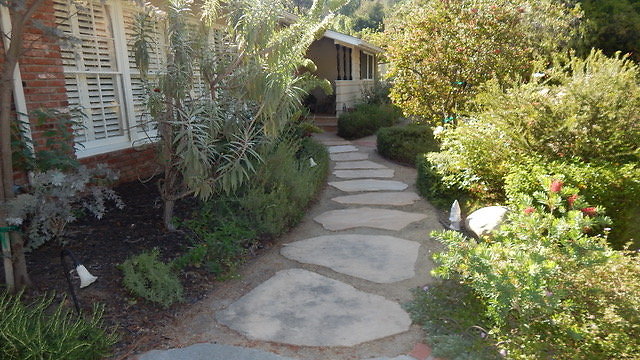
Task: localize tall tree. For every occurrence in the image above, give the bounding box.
[580,0,640,62]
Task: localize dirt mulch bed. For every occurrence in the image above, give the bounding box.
[13,178,257,359]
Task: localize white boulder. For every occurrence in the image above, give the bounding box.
[465,206,509,237]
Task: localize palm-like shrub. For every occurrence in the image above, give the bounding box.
[134,0,338,229]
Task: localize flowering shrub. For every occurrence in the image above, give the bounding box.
[505,160,640,248]
[381,0,581,124]
[428,180,640,359]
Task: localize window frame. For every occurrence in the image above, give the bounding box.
[361,51,375,81]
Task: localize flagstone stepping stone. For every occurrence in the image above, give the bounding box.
[314,207,427,231]
[328,145,359,153]
[334,160,387,169]
[330,152,369,161]
[138,343,296,360]
[333,169,395,179]
[216,269,411,347]
[281,235,420,283]
[329,179,408,192]
[332,191,421,206]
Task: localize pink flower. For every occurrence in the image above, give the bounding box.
[471,8,478,14]
[523,207,535,214]
[581,207,597,217]
[567,194,578,207]
[550,180,563,193]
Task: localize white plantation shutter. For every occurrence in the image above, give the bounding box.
[54,0,127,150]
[53,0,235,156]
[122,2,166,137]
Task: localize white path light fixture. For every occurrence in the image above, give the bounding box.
[309,157,318,168]
[77,264,98,288]
[449,200,462,231]
[61,249,98,314]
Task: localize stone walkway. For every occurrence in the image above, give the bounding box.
[136,133,443,360]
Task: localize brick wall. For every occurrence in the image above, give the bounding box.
[79,144,160,184]
[2,0,159,185]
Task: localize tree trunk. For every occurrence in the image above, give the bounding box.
[10,232,30,287]
[0,54,20,291]
[163,198,176,231]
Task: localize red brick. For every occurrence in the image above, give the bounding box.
[409,343,432,360]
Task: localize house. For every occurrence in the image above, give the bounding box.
[1,0,382,184]
[306,30,383,116]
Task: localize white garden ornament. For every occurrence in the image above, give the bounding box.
[449,200,462,230]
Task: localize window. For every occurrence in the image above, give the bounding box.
[54,0,166,157]
[54,0,232,157]
[336,44,352,80]
[360,51,375,80]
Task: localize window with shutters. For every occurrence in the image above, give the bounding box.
[54,0,167,157]
[122,2,166,139]
[54,0,127,155]
[53,0,234,157]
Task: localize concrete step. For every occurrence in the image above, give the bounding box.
[312,116,338,133]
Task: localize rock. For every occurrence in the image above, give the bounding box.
[464,206,509,237]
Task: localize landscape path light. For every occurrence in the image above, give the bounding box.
[61,248,98,314]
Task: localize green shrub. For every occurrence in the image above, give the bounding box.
[337,103,402,139]
[416,154,468,210]
[429,180,640,359]
[504,160,640,249]
[382,0,581,124]
[177,137,329,273]
[405,282,501,360]
[377,124,438,165]
[173,221,255,276]
[120,249,183,308]
[428,50,640,201]
[579,0,640,62]
[0,292,117,360]
[239,137,329,237]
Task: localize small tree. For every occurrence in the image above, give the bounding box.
[380,0,582,125]
[0,0,52,291]
[135,0,336,230]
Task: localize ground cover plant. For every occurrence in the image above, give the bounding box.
[410,178,640,359]
[376,124,438,165]
[0,291,117,360]
[337,103,402,139]
[120,249,184,308]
